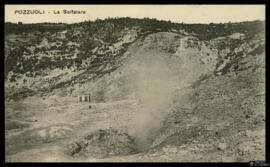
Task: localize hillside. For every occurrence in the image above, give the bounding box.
[5,18,265,162]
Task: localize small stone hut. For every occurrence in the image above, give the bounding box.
[78,94,91,102]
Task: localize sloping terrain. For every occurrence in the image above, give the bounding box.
[5,19,265,162]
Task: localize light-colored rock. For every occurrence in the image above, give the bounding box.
[217,143,227,151]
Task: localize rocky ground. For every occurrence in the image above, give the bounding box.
[5,95,264,162]
[5,19,265,162]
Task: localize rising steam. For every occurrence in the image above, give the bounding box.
[127,51,176,151]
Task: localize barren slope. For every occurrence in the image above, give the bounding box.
[5,19,265,162]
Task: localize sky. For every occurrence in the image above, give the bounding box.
[5,5,265,24]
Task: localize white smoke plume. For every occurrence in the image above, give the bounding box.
[127,51,176,151]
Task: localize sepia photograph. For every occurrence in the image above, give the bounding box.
[4,5,266,162]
